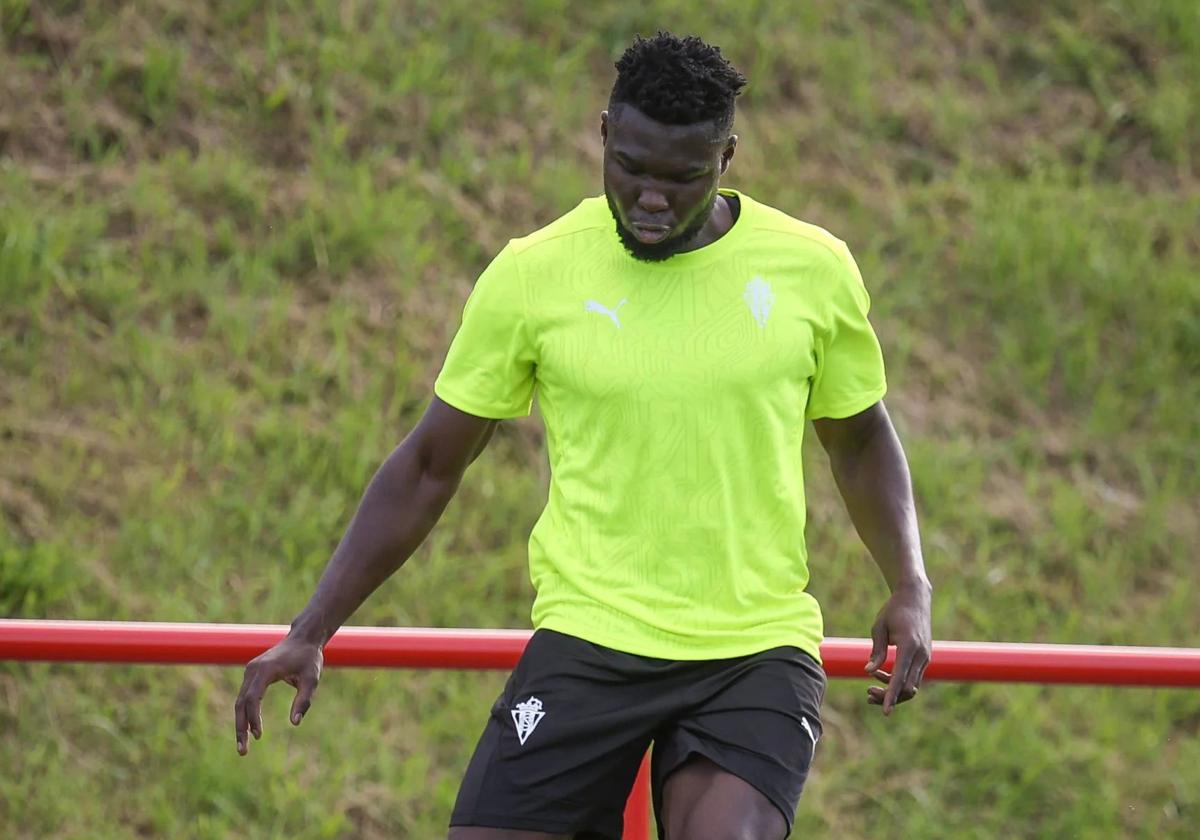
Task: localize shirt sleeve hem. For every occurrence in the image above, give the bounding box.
[805,384,887,421]
[433,379,532,420]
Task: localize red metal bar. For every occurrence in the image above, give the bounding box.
[0,621,530,669]
[2,621,1199,686]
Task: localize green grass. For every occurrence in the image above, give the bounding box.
[2,1,1198,837]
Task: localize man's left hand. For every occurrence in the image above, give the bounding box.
[864,581,932,715]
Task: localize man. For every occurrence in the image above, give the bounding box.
[235,32,932,840]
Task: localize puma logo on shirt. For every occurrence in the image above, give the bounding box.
[585,298,628,329]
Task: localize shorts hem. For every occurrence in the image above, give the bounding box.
[450,811,619,839]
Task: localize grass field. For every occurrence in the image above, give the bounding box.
[2,1,1199,837]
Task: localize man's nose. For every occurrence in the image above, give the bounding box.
[637,189,669,213]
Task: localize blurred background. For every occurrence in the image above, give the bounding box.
[2,1,1198,837]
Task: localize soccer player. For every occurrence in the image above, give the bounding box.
[235,32,933,840]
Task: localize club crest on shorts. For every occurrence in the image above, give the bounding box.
[511,696,546,745]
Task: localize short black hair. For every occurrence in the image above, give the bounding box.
[609,32,747,135]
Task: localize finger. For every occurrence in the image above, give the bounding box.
[907,657,936,700]
[234,688,249,755]
[866,620,889,673]
[893,655,924,710]
[915,657,931,688]
[290,675,318,726]
[903,652,931,697]
[246,677,267,740]
[883,647,917,715]
[870,668,891,685]
[867,685,885,705]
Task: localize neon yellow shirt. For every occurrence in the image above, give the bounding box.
[434,189,886,662]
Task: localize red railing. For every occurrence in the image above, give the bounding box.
[4,620,1200,839]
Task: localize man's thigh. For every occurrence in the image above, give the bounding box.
[659,755,787,840]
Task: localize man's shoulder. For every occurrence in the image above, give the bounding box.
[738,191,851,266]
[507,196,611,258]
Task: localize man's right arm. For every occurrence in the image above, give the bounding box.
[234,396,496,754]
[289,397,496,645]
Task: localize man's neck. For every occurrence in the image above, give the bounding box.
[680,193,735,254]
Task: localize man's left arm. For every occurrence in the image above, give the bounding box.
[813,400,933,715]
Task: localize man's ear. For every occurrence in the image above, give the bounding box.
[720,135,738,175]
[600,110,609,146]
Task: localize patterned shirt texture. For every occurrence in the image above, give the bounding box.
[434,189,887,662]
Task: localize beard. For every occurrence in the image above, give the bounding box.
[604,187,718,263]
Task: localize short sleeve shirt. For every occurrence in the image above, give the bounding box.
[435,189,886,661]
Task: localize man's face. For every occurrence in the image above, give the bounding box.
[602,105,736,262]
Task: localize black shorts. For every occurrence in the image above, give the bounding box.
[450,629,826,839]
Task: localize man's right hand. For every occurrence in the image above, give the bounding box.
[234,636,323,755]
[231,399,496,756]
